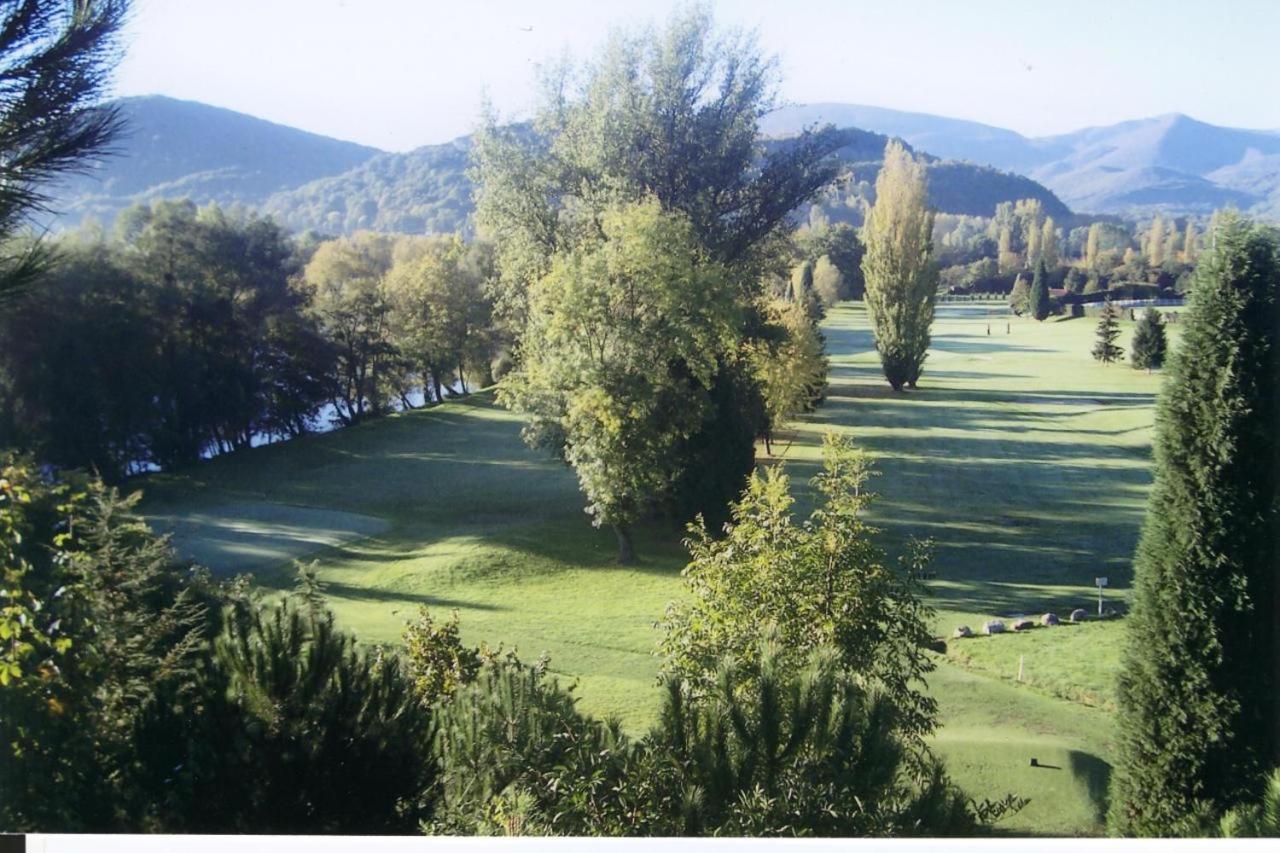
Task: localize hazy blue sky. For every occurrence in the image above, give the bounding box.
[114,0,1280,152]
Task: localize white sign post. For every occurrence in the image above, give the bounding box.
[1095,576,1108,616]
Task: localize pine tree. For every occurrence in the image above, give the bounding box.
[860,141,937,391]
[1029,258,1052,321]
[1109,216,1280,835]
[1008,274,1030,315]
[1091,298,1123,363]
[1129,308,1167,371]
[0,1,128,305]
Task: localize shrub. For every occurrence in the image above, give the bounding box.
[133,595,436,833]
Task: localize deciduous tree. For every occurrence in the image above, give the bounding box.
[499,200,739,563]
[860,142,937,390]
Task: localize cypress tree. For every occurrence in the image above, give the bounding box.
[1130,308,1167,371]
[1109,216,1280,835]
[860,141,937,391]
[1030,258,1052,321]
[1091,298,1124,363]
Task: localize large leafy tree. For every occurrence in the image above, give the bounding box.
[303,233,399,424]
[473,5,845,523]
[499,200,739,563]
[1109,216,1279,835]
[385,235,495,401]
[0,0,128,304]
[860,141,938,390]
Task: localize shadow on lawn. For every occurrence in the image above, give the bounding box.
[1069,750,1113,825]
[778,307,1157,614]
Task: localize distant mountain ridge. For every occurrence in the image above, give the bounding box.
[47,96,383,227]
[46,96,1072,236]
[764,104,1280,217]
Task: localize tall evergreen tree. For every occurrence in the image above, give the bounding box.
[1029,257,1052,321]
[1091,298,1124,363]
[1109,216,1280,835]
[1129,308,1167,371]
[860,141,937,391]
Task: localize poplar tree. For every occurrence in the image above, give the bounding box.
[1183,221,1198,261]
[1091,299,1123,363]
[1109,216,1280,835]
[860,141,937,391]
[1147,214,1166,265]
[1041,217,1059,267]
[1029,257,1052,321]
[1025,213,1042,266]
[1086,223,1101,271]
[997,224,1017,274]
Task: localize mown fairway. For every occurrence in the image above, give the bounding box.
[141,301,1169,835]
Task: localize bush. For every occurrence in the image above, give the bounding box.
[0,457,217,831]
[648,638,1022,836]
[133,595,436,833]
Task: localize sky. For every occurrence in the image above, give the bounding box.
[113,0,1280,152]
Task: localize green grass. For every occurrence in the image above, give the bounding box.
[140,301,1168,835]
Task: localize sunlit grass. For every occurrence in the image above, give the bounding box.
[141,301,1168,834]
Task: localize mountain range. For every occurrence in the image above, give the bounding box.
[40,96,1280,236]
[762,104,1280,217]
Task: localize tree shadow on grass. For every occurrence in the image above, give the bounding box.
[318,579,509,611]
[1069,750,1113,825]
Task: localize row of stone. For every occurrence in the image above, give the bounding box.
[952,609,1091,638]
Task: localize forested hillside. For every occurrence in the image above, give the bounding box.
[45,96,381,226]
[262,135,474,235]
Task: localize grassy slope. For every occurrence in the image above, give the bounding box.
[141,302,1166,835]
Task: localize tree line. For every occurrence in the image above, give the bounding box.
[0,201,498,481]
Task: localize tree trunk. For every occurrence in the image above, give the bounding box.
[614,524,637,565]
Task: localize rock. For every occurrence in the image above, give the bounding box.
[1012,619,1035,631]
[983,619,1005,635]
[927,638,947,654]
[1069,608,1089,623]
[953,625,973,639]
[1041,613,1060,627]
